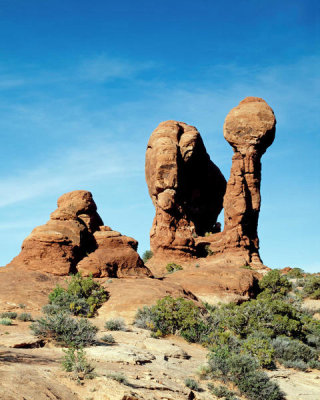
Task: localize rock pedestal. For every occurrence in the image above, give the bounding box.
[207,97,276,266]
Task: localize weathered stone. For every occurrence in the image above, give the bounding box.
[145,120,226,259]
[77,228,152,278]
[7,190,151,277]
[7,190,97,275]
[207,97,276,267]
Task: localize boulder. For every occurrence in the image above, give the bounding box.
[145,120,226,259]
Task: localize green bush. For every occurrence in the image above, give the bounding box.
[0,318,13,325]
[17,313,33,321]
[272,337,318,367]
[208,348,284,400]
[104,318,126,331]
[30,312,98,348]
[62,347,95,380]
[243,336,274,368]
[48,273,107,317]
[135,296,203,340]
[258,270,292,300]
[1,312,17,319]
[107,372,129,385]
[286,268,304,279]
[165,263,183,273]
[101,334,115,344]
[184,378,199,391]
[142,250,153,263]
[280,359,308,371]
[302,275,320,299]
[208,384,239,400]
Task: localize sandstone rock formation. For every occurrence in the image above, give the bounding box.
[204,97,276,267]
[77,226,152,278]
[145,120,226,258]
[7,190,151,277]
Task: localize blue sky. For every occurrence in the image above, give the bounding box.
[0,0,319,272]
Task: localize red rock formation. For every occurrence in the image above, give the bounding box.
[77,226,152,278]
[7,190,151,277]
[205,97,276,267]
[145,120,226,259]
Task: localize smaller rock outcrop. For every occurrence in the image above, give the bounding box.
[204,97,276,267]
[77,226,152,278]
[7,190,151,277]
[145,120,226,259]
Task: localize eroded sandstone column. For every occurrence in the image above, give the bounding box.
[145,120,226,258]
[211,97,276,266]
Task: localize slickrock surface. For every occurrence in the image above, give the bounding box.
[163,260,261,304]
[204,97,276,267]
[6,190,151,278]
[1,318,319,400]
[145,120,226,259]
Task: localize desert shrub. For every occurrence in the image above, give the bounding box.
[42,304,63,315]
[107,372,129,385]
[165,263,183,273]
[302,275,320,299]
[104,318,126,331]
[241,265,253,270]
[1,312,17,319]
[258,270,292,300]
[0,318,12,325]
[48,273,107,317]
[142,250,153,263]
[230,298,303,338]
[30,312,98,347]
[62,347,95,380]
[306,334,320,349]
[204,244,214,256]
[236,369,284,400]
[280,359,308,371]
[101,334,115,344]
[134,305,158,330]
[272,337,318,366]
[243,336,274,368]
[286,268,304,279]
[135,296,204,340]
[18,303,26,309]
[207,348,284,400]
[17,313,33,321]
[208,384,239,400]
[184,378,199,391]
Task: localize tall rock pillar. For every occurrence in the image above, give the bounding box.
[209,97,276,267]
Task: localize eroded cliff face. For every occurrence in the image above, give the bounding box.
[145,120,226,258]
[7,190,152,278]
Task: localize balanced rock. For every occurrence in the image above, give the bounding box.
[205,97,276,267]
[145,120,226,258]
[7,190,151,277]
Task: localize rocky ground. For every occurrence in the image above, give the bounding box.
[1,317,320,400]
[0,266,319,400]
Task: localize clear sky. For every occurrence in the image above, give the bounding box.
[0,0,319,272]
